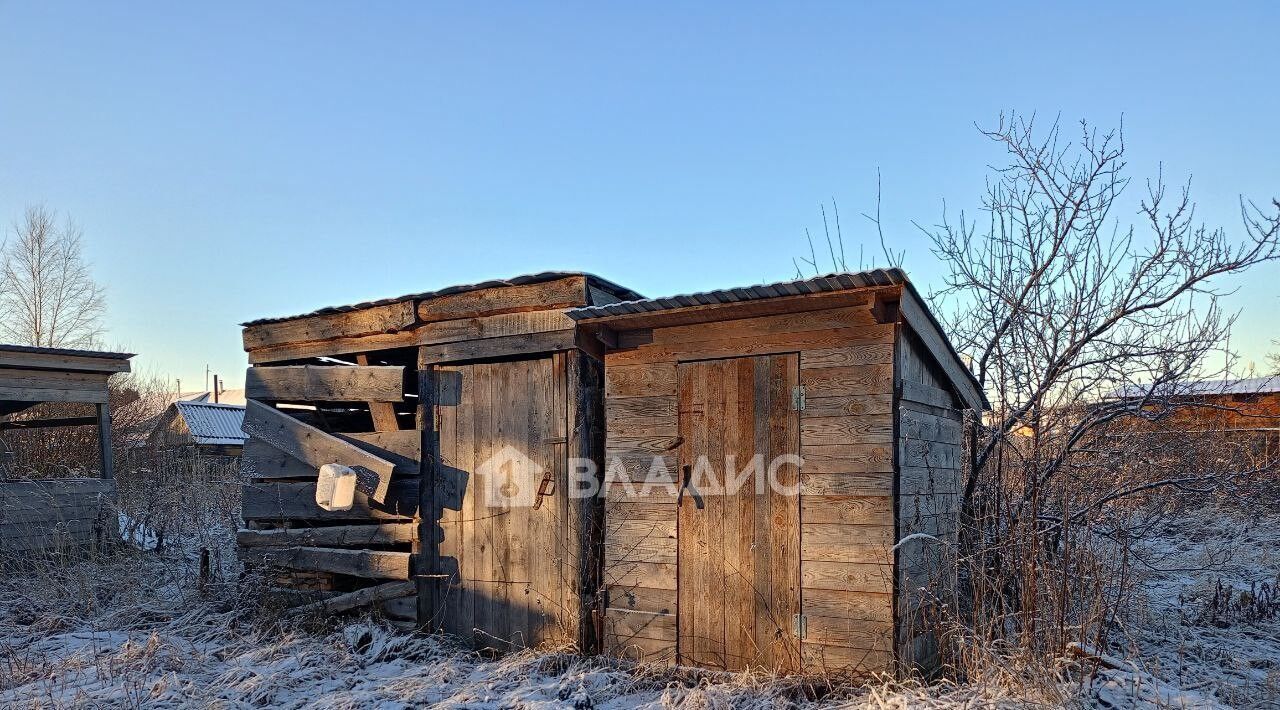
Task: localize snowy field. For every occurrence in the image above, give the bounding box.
[0,508,1275,709]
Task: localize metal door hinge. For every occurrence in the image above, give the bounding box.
[792,613,807,639]
[792,385,806,411]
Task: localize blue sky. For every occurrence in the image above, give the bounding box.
[1,2,1277,388]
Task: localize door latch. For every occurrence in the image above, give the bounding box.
[532,471,555,510]
[792,385,806,411]
[792,613,807,639]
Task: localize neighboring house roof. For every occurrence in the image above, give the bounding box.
[241,271,644,326]
[168,389,247,407]
[1107,376,1280,400]
[567,268,988,411]
[172,401,247,446]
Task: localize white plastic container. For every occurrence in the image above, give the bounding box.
[315,463,358,511]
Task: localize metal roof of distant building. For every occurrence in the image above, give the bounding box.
[1107,376,1280,400]
[0,343,134,360]
[173,401,247,446]
[242,272,644,326]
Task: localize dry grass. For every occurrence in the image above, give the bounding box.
[0,548,1069,709]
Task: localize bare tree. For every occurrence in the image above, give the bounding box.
[0,206,107,348]
[914,113,1280,661]
[922,114,1280,510]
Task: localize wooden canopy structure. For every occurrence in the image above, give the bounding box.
[0,344,133,479]
[0,344,133,554]
[237,268,985,677]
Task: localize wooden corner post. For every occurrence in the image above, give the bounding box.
[96,401,113,480]
[415,350,438,630]
[567,349,605,653]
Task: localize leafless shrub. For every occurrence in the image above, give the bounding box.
[916,113,1280,674]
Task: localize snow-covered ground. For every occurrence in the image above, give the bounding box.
[1117,509,1280,708]
[1,508,1275,709]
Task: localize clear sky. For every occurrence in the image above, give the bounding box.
[1,2,1276,389]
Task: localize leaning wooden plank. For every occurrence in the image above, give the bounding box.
[242,300,418,351]
[251,546,411,580]
[355,354,401,431]
[338,431,421,469]
[287,580,416,616]
[236,523,416,548]
[415,276,588,323]
[242,400,396,501]
[242,437,318,479]
[241,480,418,521]
[245,365,404,402]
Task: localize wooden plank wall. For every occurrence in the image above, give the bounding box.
[0,478,112,554]
[601,301,899,674]
[894,328,964,674]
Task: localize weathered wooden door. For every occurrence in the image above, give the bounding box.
[431,355,570,650]
[676,354,801,671]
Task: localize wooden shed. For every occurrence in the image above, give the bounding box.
[237,273,642,647]
[0,344,134,554]
[567,269,986,676]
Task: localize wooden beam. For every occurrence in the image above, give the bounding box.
[249,546,411,580]
[415,275,588,323]
[96,402,113,480]
[415,310,575,345]
[241,479,419,521]
[241,400,397,501]
[0,385,108,404]
[356,354,400,430]
[236,523,416,548]
[0,415,98,430]
[242,300,418,352]
[245,365,405,402]
[0,352,130,373]
[246,330,420,365]
[418,329,577,364]
[287,580,416,616]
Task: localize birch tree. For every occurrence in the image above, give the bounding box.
[0,206,106,348]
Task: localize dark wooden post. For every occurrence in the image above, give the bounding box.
[567,349,605,653]
[415,350,437,630]
[96,401,113,479]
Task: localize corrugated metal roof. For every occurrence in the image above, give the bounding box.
[566,268,907,320]
[242,272,644,327]
[1107,376,1280,400]
[174,401,247,446]
[0,343,134,360]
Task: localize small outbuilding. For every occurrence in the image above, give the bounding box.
[568,269,985,676]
